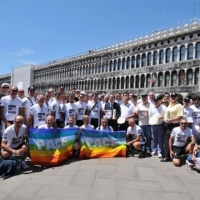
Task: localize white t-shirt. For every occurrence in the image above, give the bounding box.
[50,100,61,120]
[65,103,78,123]
[127,125,145,143]
[0,95,22,121]
[22,96,36,120]
[88,101,102,120]
[190,105,200,125]
[30,104,49,128]
[2,124,27,148]
[137,102,151,125]
[120,103,135,120]
[183,106,193,119]
[60,103,66,121]
[37,124,53,129]
[171,127,193,147]
[75,101,88,120]
[149,104,166,125]
[96,125,113,132]
[64,125,78,128]
[80,124,94,130]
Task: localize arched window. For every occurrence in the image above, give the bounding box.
[102,63,105,73]
[136,55,140,68]
[131,56,135,68]
[117,59,121,71]
[165,72,170,86]
[98,63,101,73]
[146,74,151,88]
[113,60,117,71]
[153,51,157,65]
[180,46,185,61]
[113,78,116,89]
[135,75,139,88]
[147,52,152,66]
[108,78,111,89]
[109,61,113,72]
[159,50,164,64]
[121,77,124,89]
[195,68,199,85]
[126,57,130,69]
[187,69,193,85]
[125,76,129,88]
[158,72,163,87]
[179,69,185,85]
[117,77,120,89]
[196,43,200,58]
[166,48,171,63]
[130,76,134,88]
[141,74,145,88]
[122,58,125,70]
[95,65,98,74]
[173,47,178,62]
[142,54,146,67]
[106,62,109,72]
[171,71,177,86]
[188,44,193,60]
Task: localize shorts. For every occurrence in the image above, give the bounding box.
[172,146,186,159]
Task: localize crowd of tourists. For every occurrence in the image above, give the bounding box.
[0,82,200,178]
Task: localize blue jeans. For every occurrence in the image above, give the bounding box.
[151,124,164,154]
[187,151,200,164]
[140,125,151,152]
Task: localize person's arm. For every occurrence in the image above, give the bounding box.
[167,116,182,124]
[1,141,23,156]
[28,114,34,128]
[169,134,174,159]
[0,106,11,127]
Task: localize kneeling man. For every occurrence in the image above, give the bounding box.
[1,115,29,169]
[169,117,195,167]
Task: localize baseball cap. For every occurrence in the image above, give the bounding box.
[184,97,190,102]
[28,86,35,91]
[171,93,178,97]
[80,91,86,95]
[187,117,193,123]
[154,96,160,101]
[100,93,106,97]
[1,83,10,88]
[133,94,138,97]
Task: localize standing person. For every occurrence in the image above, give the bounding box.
[17,89,25,100]
[44,91,51,111]
[148,92,155,105]
[65,94,78,126]
[163,92,170,104]
[161,93,184,162]
[136,93,151,157]
[169,118,194,167]
[87,93,103,129]
[190,96,200,126]
[50,92,62,128]
[1,115,29,169]
[75,92,88,127]
[104,94,121,131]
[28,94,49,128]
[115,93,123,105]
[0,86,23,128]
[183,97,193,119]
[48,88,55,105]
[119,96,136,131]
[22,86,36,125]
[59,95,67,128]
[149,97,166,158]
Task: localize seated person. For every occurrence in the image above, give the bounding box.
[126,118,145,156]
[1,115,29,169]
[169,118,195,167]
[64,117,78,128]
[96,118,113,131]
[38,115,55,129]
[80,115,94,130]
[187,133,200,170]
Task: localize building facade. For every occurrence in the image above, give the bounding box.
[1,20,200,96]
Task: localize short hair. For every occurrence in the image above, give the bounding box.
[101,118,108,123]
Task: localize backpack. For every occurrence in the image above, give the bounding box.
[0,156,18,179]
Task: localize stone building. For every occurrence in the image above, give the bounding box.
[1,20,200,96]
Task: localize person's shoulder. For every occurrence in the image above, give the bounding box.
[5,124,15,132]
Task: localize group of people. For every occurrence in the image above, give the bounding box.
[0,83,200,174]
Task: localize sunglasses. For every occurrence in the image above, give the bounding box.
[180,123,187,125]
[2,87,9,89]
[12,90,18,92]
[15,121,23,124]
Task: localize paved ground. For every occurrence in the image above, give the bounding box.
[0,156,200,200]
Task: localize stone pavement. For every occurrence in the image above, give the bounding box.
[0,156,200,200]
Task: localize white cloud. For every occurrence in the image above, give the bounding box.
[10,48,34,57]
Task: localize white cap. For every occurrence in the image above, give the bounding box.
[1,83,10,88]
[80,91,86,95]
[187,117,193,123]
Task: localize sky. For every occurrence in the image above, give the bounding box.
[0,0,200,75]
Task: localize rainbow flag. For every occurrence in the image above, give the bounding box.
[80,129,126,158]
[28,128,77,166]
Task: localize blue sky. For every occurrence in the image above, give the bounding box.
[0,0,199,75]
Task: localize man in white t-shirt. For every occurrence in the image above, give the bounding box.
[29,94,49,128]
[136,94,151,156]
[50,92,62,128]
[0,86,23,128]
[80,115,94,130]
[149,96,166,158]
[87,93,103,129]
[169,118,195,167]
[190,96,200,125]
[22,86,36,125]
[183,97,193,119]
[38,115,55,129]
[65,94,78,126]
[1,115,29,169]
[96,118,113,131]
[48,88,55,105]
[75,92,88,127]
[126,118,145,156]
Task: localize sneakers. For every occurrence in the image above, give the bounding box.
[158,153,162,158]
[186,160,194,168]
[138,151,146,158]
[151,151,157,156]
[21,161,29,169]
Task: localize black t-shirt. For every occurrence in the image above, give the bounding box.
[195,134,200,145]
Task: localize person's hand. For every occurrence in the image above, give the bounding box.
[192,155,196,162]
[170,150,174,159]
[126,141,132,146]
[165,119,172,124]
[21,145,27,153]
[186,144,192,153]
[15,149,23,155]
